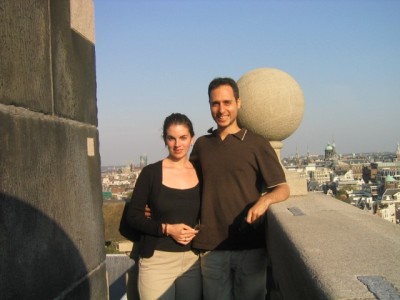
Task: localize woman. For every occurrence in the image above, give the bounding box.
[126,113,201,300]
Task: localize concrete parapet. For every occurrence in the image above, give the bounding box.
[267,192,400,299]
[106,254,135,300]
[284,171,308,196]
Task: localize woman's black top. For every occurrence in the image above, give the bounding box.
[126,160,200,257]
[155,184,200,252]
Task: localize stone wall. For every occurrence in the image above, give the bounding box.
[0,1,107,298]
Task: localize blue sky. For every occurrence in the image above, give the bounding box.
[94,0,400,166]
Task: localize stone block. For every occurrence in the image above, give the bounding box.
[0,106,105,298]
[51,0,97,125]
[0,0,53,113]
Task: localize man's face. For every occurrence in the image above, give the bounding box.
[209,85,241,131]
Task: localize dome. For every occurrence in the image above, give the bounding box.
[385,175,396,182]
[326,144,333,151]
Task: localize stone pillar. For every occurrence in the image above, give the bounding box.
[0,1,107,298]
[237,68,308,196]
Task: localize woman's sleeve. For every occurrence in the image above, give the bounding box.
[125,166,164,237]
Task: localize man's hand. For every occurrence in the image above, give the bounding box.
[246,183,290,224]
[144,205,151,218]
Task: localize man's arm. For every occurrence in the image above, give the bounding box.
[246,183,290,224]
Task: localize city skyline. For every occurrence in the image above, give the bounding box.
[94,1,400,166]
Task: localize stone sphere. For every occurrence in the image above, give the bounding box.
[237,68,304,141]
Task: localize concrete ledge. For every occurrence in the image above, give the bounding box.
[267,192,400,299]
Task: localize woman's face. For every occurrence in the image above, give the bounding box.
[165,124,193,160]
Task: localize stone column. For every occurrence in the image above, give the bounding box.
[0,1,107,298]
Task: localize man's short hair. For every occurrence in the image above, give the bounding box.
[208,77,239,100]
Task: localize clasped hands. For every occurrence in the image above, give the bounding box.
[164,223,199,245]
[146,206,199,245]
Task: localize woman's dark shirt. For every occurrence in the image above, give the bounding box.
[155,184,200,252]
[126,160,200,257]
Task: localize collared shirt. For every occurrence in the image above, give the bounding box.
[190,128,286,251]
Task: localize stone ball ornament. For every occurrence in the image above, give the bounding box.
[237,68,305,142]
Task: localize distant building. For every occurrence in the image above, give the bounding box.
[385,175,399,190]
[324,141,337,162]
[348,189,373,209]
[282,141,400,224]
[307,180,319,191]
[397,142,400,162]
[140,154,148,168]
[379,197,400,224]
[382,188,400,201]
[313,167,331,185]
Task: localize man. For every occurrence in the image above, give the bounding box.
[190,77,290,300]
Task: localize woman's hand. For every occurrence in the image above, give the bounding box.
[164,223,198,245]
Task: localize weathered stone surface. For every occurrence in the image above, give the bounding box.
[0,0,97,123]
[51,1,97,125]
[0,106,106,299]
[238,68,304,141]
[0,1,105,298]
[267,193,400,299]
[70,0,95,44]
[0,0,53,113]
